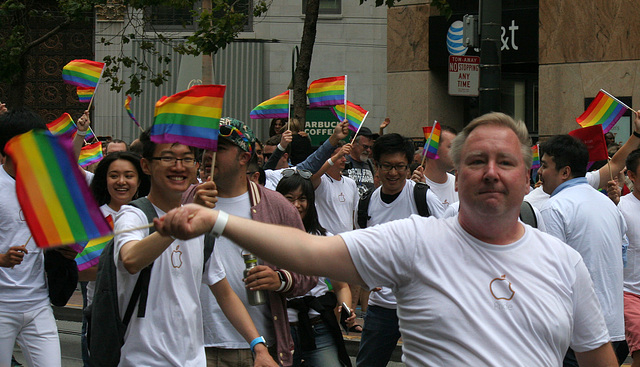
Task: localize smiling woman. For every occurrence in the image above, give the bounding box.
[90,151,150,212]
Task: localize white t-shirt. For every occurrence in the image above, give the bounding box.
[528,171,601,210]
[114,203,226,366]
[361,180,444,308]
[86,204,119,307]
[201,193,276,348]
[619,193,640,295]
[342,216,610,366]
[424,172,458,211]
[541,182,626,341]
[315,174,358,235]
[0,166,49,313]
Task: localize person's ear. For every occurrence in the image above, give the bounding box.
[141,158,151,175]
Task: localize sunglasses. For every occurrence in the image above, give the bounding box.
[281,168,312,180]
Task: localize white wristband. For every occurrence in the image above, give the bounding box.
[210,211,229,238]
[76,130,89,136]
[277,143,285,151]
[327,158,334,166]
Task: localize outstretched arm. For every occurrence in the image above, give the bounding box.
[310,143,352,189]
[210,278,278,367]
[154,204,366,286]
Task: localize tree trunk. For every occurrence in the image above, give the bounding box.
[293,0,320,123]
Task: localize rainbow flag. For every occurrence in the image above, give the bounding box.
[331,100,369,132]
[151,85,226,151]
[77,87,95,103]
[62,59,105,88]
[79,141,104,167]
[576,90,629,134]
[124,95,140,128]
[47,113,77,137]
[75,215,114,271]
[83,126,96,143]
[4,130,112,248]
[307,76,346,108]
[531,144,541,171]
[250,90,290,119]
[422,122,441,160]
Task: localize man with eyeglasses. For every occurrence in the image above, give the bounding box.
[343,126,377,198]
[353,133,445,366]
[183,118,317,367]
[112,128,277,366]
[155,112,618,366]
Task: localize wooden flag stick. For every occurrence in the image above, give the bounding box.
[607,157,614,182]
[113,214,197,236]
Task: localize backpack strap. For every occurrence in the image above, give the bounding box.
[357,188,374,229]
[126,197,158,319]
[519,201,538,228]
[413,182,431,217]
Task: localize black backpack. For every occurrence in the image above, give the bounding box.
[357,182,431,228]
[86,198,216,366]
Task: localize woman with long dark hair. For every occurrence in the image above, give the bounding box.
[276,171,354,367]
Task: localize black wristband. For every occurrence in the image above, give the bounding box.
[633,131,640,139]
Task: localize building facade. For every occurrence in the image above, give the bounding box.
[387,0,640,143]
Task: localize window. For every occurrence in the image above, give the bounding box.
[146,5,196,31]
[146,0,253,32]
[302,0,341,15]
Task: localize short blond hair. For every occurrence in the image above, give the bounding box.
[450,112,532,171]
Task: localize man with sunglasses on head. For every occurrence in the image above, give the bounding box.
[352,132,445,366]
[343,126,377,199]
[261,120,351,190]
[183,118,318,367]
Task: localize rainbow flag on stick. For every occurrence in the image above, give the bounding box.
[124,95,141,128]
[75,215,114,271]
[47,113,77,137]
[151,85,226,151]
[77,87,95,103]
[422,122,441,160]
[250,90,290,119]
[78,141,104,167]
[62,59,105,89]
[4,130,113,248]
[331,100,369,132]
[83,126,96,143]
[307,76,346,108]
[576,90,630,134]
[531,144,541,171]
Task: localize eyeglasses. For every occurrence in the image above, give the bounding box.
[150,156,197,167]
[379,163,408,173]
[281,168,312,180]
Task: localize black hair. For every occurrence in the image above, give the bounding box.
[276,174,326,236]
[440,124,458,135]
[139,127,196,160]
[90,151,150,206]
[0,108,47,155]
[540,135,589,178]
[626,148,640,175]
[372,133,414,164]
[269,118,287,137]
[246,153,266,185]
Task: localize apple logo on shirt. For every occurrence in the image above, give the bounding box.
[171,245,183,269]
[490,274,514,301]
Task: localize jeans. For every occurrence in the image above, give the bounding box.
[356,305,401,367]
[0,306,61,367]
[291,321,342,367]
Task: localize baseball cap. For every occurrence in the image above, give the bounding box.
[219,117,256,153]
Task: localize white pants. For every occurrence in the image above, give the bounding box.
[0,306,61,367]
